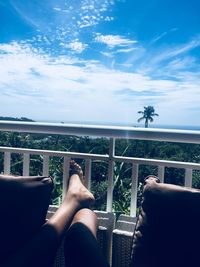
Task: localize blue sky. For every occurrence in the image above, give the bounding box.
[0,0,200,127]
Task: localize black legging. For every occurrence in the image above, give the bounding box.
[64,222,110,267]
[1,222,109,267]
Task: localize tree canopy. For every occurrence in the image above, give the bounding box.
[137,106,159,128]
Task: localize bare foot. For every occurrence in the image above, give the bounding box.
[65,161,95,208]
[69,160,84,182]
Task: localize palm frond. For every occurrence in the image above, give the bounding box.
[137,117,144,122]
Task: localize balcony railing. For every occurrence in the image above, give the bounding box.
[1,120,200,217]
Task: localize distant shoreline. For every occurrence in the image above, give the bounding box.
[0,116,199,131]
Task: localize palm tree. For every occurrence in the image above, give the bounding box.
[137,106,159,128]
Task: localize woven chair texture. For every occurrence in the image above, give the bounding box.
[53,238,66,267]
[94,210,116,265]
[112,215,136,267]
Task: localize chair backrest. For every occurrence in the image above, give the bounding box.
[0,175,53,264]
[112,214,136,267]
[94,210,116,266]
[131,176,200,267]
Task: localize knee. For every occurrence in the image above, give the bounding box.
[72,208,97,225]
[71,209,98,237]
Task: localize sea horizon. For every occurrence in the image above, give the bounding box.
[1,116,199,131]
[43,119,200,131]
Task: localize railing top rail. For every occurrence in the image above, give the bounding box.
[1,146,200,170]
[0,146,109,161]
[0,120,200,144]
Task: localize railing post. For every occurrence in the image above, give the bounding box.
[4,152,11,175]
[63,156,70,199]
[43,155,49,177]
[130,163,139,217]
[185,168,193,187]
[107,138,115,212]
[23,153,30,176]
[158,166,165,183]
[85,159,92,190]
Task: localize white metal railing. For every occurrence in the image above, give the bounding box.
[1,121,200,217]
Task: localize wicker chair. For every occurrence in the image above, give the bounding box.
[94,210,116,265]
[112,215,136,267]
[50,178,200,267]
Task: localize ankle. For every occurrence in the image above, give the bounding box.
[62,193,81,210]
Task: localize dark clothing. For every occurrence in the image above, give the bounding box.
[1,222,109,267]
[64,222,110,267]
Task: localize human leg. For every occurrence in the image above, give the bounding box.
[70,208,98,237]
[2,162,95,267]
[64,208,110,267]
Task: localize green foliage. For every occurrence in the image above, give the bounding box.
[1,126,200,215]
[192,170,200,189]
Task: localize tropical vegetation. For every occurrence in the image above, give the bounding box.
[137,106,159,128]
[0,116,200,216]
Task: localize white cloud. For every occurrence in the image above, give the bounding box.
[114,47,138,54]
[164,57,197,71]
[74,0,115,29]
[53,7,62,12]
[95,34,137,48]
[9,0,116,54]
[104,16,114,21]
[151,32,168,44]
[151,28,179,44]
[0,42,200,126]
[126,36,200,86]
[0,42,32,54]
[10,1,39,28]
[63,41,88,53]
[150,36,200,65]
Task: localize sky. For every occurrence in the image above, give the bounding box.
[0,0,200,127]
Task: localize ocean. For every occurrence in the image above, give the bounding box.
[90,122,200,131]
[45,119,200,131]
[144,124,200,131]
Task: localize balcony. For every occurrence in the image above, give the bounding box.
[1,120,200,266]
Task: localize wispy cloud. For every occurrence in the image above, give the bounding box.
[53,7,62,12]
[61,41,88,53]
[165,56,198,71]
[9,0,115,55]
[114,47,138,53]
[95,34,137,48]
[151,32,168,44]
[151,28,179,44]
[10,0,39,28]
[151,36,200,65]
[127,35,200,83]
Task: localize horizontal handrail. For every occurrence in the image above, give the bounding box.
[0,147,109,161]
[1,146,200,170]
[1,120,200,144]
[114,156,200,170]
